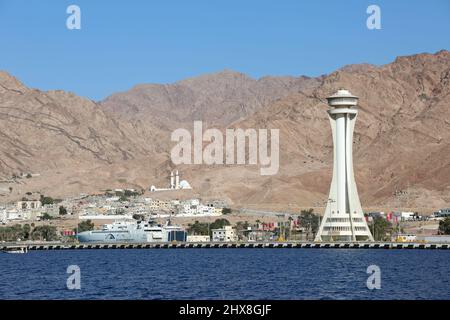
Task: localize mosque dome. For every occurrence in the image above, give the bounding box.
[179,180,192,189]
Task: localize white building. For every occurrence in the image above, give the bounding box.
[175,199,222,216]
[1,209,42,221]
[106,197,120,202]
[212,226,237,242]
[187,235,211,242]
[198,205,215,215]
[177,199,199,215]
[394,211,415,221]
[17,200,41,210]
[0,209,7,223]
[150,170,192,192]
[179,204,197,215]
[148,199,173,211]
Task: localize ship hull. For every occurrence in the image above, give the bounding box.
[77,228,187,243]
[77,230,147,243]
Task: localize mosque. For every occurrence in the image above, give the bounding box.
[150,170,192,192]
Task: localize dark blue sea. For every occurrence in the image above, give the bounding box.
[1,249,449,300]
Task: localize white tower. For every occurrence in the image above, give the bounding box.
[170,171,175,189]
[315,89,374,242]
[175,170,180,189]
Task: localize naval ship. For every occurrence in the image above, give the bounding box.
[77,219,187,243]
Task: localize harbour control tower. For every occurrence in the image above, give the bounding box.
[315,89,374,242]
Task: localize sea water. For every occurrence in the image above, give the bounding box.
[1,249,449,300]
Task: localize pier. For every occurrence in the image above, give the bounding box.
[1,241,449,251]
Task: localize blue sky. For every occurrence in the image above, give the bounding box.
[0,0,449,100]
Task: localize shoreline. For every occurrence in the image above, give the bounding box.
[2,241,450,251]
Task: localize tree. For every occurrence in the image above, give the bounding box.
[0,224,60,242]
[40,195,54,205]
[59,206,68,215]
[0,224,25,241]
[222,208,232,215]
[41,212,53,220]
[298,209,320,239]
[235,221,249,232]
[124,189,139,197]
[210,218,230,231]
[8,187,13,193]
[187,219,231,236]
[438,217,450,235]
[392,222,404,235]
[31,225,58,241]
[22,224,31,239]
[26,173,32,179]
[187,221,209,235]
[133,214,144,221]
[370,217,393,241]
[77,220,94,233]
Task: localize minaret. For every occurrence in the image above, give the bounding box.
[170,171,174,189]
[175,170,180,189]
[315,89,374,242]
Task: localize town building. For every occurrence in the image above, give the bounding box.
[17,200,41,210]
[212,226,237,242]
[187,235,211,242]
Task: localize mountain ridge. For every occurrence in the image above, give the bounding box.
[0,50,449,211]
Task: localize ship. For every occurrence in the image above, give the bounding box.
[2,247,28,254]
[77,219,187,243]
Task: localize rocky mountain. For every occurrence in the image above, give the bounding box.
[219,50,450,210]
[1,50,449,212]
[0,72,168,198]
[101,69,321,130]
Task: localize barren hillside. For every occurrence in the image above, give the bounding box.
[1,50,449,211]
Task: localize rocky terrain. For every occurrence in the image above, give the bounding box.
[227,50,450,211]
[0,71,167,198]
[1,50,449,212]
[101,69,321,130]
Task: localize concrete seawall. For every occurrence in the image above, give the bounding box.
[1,242,450,251]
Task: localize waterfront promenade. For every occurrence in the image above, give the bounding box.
[2,241,450,251]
